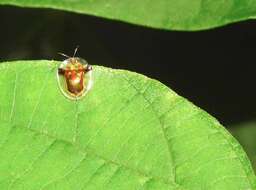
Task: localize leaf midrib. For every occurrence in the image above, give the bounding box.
[121,74,177,180]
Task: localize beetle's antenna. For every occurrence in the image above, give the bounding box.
[73,46,79,57]
[58,52,70,58]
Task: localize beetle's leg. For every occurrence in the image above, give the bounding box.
[58,68,65,75]
[85,65,92,72]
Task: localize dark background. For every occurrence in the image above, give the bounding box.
[0,6,256,126]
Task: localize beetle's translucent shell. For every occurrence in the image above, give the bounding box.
[57,57,92,100]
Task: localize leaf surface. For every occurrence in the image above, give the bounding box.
[0,60,255,190]
[0,0,256,30]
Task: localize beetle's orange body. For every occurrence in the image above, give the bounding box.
[57,57,92,99]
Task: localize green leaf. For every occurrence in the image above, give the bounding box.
[229,121,256,172]
[0,60,255,190]
[0,0,256,30]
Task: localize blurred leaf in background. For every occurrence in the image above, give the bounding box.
[230,121,256,171]
[0,0,256,30]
